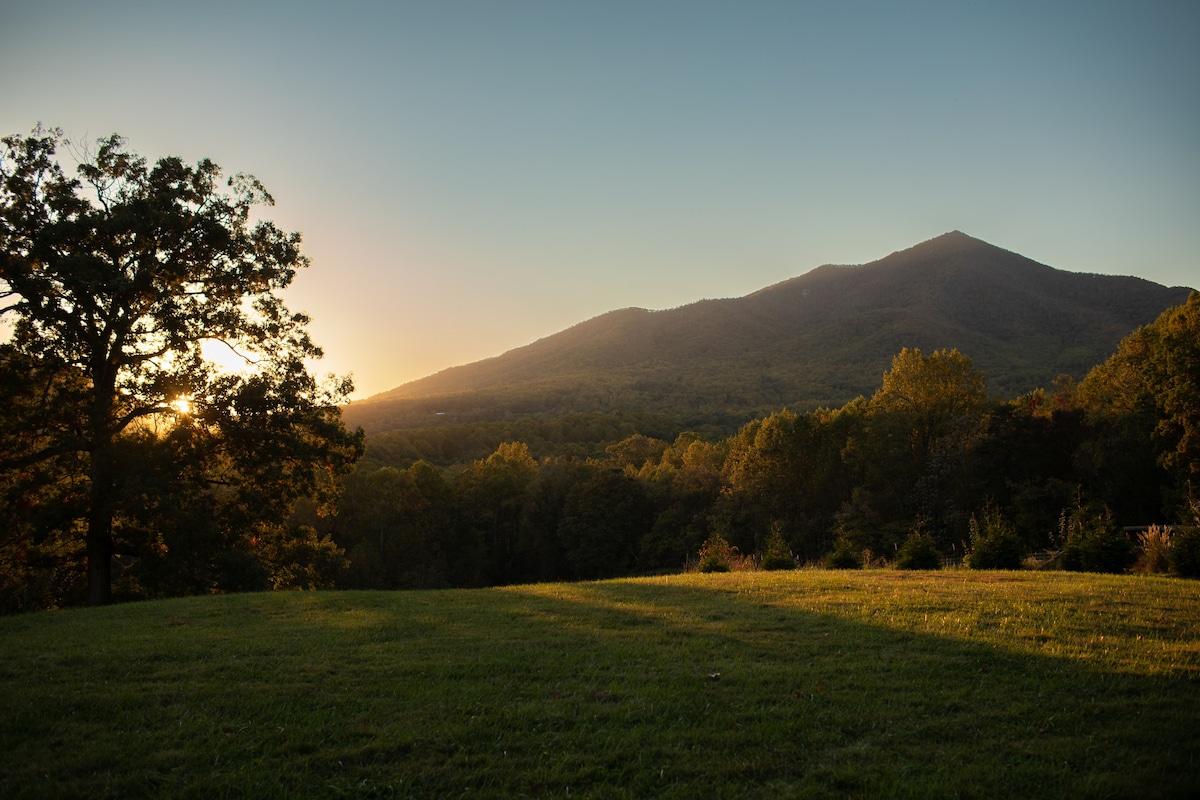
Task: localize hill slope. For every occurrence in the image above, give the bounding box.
[346,232,1192,433]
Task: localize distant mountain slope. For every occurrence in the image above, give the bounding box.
[345,232,1192,433]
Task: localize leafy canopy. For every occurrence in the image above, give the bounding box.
[0,125,362,608]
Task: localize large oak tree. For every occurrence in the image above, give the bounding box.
[1,126,363,607]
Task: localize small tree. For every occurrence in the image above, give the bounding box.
[824,536,863,570]
[1170,527,1200,578]
[896,529,942,570]
[1170,499,1200,578]
[1056,497,1134,574]
[697,532,736,573]
[966,505,1025,570]
[760,525,797,570]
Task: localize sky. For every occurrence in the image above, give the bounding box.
[2,1,1197,398]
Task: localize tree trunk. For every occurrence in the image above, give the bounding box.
[86,519,114,606]
[86,443,115,606]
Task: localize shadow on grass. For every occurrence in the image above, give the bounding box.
[488,579,1200,798]
[1,579,1197,799]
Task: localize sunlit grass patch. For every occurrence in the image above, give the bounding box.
[1,571,1198,798]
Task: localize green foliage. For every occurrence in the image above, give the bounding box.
[866,347,990,546]
[1057,499,1134,574]
[966,505,1025,570]
[1170,527,1200,578]
[760,525,797,570]
[1081,291,1200,494]
[974,402,1085,552]
[895,529,942,570]
[556,469,652,580]
[359,410,685,469]
[605,433,671,473]
[697,532,735,573]
[328,461,455,590]
[453,442,539,586]
[824,536,864,569]
[872,347,989,421]
[721,409,853,561]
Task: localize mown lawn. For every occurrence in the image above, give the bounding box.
[1,570,1197,798]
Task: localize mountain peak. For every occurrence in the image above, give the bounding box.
[347,235,1193,432]
[897,230,1004,257]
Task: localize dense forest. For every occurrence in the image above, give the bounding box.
[313,292,1200,591]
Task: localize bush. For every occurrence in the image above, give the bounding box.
[697,533,735,573]
[966,506,1025,570]
[1170,527,1200,578]
[760,527,797,571]
[1057,501,1134,574]
[896,531,942,570]
[824,537,863,570]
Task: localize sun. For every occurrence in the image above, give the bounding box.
[169,394,193,415]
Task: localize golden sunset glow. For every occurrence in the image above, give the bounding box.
[169,394,193,416]
[201,339,256,375]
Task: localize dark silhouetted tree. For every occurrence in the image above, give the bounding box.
[0,125,362,607]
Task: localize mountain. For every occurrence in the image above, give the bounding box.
[345,232,1193,434]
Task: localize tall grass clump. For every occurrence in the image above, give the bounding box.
[1134,525,1173,574]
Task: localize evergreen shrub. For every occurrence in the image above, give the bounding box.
[896,531,942,570]
[760,527,797,571]
[1058,502,1134,574]
[824,537,863,570]
[966,506,1025,570]
[697,533,735,573]
[1170,527,1200,578]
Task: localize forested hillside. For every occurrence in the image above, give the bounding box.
[345,232,1191,434]
[309,294,1200,593]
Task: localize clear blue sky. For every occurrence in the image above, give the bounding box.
[3,1,1197,397]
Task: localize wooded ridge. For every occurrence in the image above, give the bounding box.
[345,231,1191,434]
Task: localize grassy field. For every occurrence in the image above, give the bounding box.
[1,570,1198,799]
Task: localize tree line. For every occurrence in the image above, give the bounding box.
[322,296,1200,590]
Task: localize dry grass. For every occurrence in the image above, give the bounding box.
[1135,524,1174,574]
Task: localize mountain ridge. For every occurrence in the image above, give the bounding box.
[346,232,1192,433]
